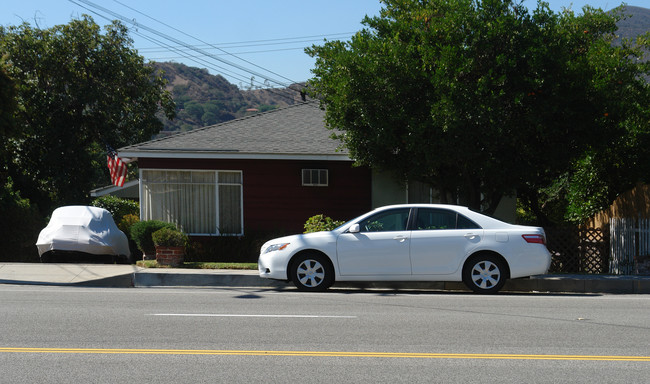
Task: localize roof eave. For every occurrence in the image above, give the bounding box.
[117,150,352,162]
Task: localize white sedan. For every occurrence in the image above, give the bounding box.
[259,204,551,294]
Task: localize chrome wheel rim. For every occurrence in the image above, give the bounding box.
[296,259,325,288]
[470,260,501,289]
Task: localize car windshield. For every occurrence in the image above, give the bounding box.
[332,213,369,232]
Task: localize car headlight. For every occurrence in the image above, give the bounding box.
[263,243,290,254]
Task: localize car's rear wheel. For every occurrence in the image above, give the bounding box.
[290,252,334,292]
[462,254,507,294]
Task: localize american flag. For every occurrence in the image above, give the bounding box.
[106,145,127,187]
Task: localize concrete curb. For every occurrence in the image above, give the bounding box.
[132,270,288,288]
[1,263,649,293]
[133,270,650,294]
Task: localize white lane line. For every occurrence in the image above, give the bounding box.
[148,314,357,318]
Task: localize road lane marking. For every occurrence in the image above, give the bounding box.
[148,314,357,318]
[1,348,648,361]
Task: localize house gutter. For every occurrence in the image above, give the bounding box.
[117,150,352,162]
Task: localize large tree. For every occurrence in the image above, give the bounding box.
[0,59,17,184]
[307,0,650,223]
[0,16,175,212]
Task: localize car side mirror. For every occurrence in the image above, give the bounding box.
[348,224,360,233]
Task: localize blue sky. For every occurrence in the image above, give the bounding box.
[3,1,647,87]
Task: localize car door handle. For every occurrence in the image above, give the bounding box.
[464,233,478,240]
[393,236,408,243]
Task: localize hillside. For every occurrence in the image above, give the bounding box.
[152,62,307,134]
[616,6,650,41]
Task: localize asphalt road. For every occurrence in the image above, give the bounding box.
[1,285,649,383]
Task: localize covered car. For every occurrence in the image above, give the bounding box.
[36,206,131,263]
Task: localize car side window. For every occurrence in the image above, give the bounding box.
[358,209,410,232]
[415,208,481,230]
[415,208,456,230]
[457,213,481,229]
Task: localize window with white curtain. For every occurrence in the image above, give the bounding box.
[140,170,243,235]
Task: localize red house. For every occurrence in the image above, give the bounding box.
[119,102,372,236]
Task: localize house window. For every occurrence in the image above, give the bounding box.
[302,169,328,186]
[140,170,243,235]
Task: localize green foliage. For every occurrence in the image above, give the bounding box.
[307,0,650,224]
[184,101,204,120]
[564,154,615,223]
[258,104,278,112]
[0,16,175,213]
[118,214,140,236]
[91,196,139,223]
[304,214,345,233]
[117,213,141,261]
[130,220,177,255]
[151,227,188,247]
[0,177,44,262]
[0,60,17,179]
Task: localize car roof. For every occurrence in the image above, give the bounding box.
[50,206,113,225]
[373,203,472,211]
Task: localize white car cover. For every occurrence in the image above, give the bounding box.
[36,206,130,257]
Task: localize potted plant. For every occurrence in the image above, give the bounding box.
[130,220,177,260]
[151,227,188,267]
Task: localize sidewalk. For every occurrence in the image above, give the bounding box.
[1,263,649,293]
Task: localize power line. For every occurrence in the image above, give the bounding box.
[135,32,355,53]
[110,0,298,86]
[132,29,303,105]
[72,0,294,89]
[66,0,324,108]
[146,46,309,61]
[67,0,304,106]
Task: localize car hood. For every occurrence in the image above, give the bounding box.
[261,231,338,251]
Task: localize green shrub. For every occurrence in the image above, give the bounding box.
[118,214,140,237]
[0,177,44,262]
[130,220,177,255]
[118,214,141,261]
[91,196,139,223]
[304,214,345,233]
[152,227,188,247]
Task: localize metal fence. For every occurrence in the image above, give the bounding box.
[610,218,650,275]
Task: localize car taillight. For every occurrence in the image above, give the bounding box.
[522,234,546,244]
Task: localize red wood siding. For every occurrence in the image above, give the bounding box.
[138,158,371,234]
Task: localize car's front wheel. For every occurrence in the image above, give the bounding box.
[289,252,334,292]
[462,254,507,294]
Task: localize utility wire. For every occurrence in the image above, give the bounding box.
[73,0,293,89]
[68,0,325,110]
[136,32,355,53]
[147,46,309,61]
[133,30,303,104]
[68,0,303,104]
[110,0,298,86]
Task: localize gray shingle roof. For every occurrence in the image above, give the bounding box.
[119,102,349,160]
